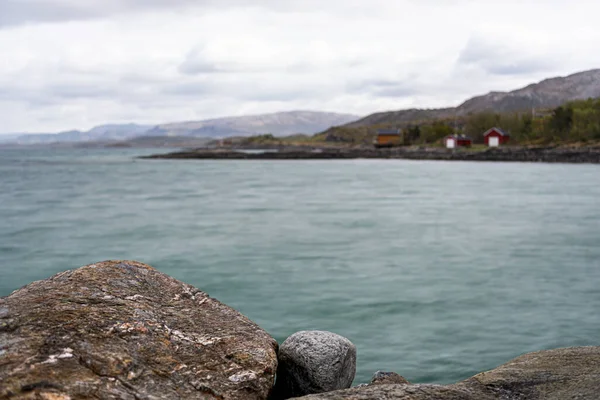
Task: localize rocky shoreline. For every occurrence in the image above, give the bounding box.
[2,261,599,399]
[140,146,600,164]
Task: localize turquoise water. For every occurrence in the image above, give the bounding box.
[1,148,599,384]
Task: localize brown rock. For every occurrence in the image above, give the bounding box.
[467,346,600,399]
[369,371,410,386]
[0,260,278,400]
[295,347,600,399]
[292,383,495,400]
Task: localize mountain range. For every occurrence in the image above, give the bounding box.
[3,111,359,145]
[3,69,600,145]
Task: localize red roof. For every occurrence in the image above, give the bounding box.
[483,127,509,137]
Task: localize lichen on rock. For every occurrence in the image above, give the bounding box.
[0,260,278,399]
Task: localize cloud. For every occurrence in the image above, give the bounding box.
[2,0,600,133]
[347,78,422,98]
[457,35,560,76]
[0,0,396,28]
[0,0,202,28]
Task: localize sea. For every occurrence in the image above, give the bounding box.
[1,147,599,384]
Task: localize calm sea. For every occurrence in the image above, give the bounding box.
[1,147,599,384]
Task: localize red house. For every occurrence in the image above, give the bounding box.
[444,135,472,148]
[483,127,510,147]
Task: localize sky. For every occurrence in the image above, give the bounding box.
[1,0,600,134]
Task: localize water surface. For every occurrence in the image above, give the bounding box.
[1,148,599,384]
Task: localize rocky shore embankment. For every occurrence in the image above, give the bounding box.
[140,146,600,163]
[2,261,599,399]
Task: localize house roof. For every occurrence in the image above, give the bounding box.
[483,127,509,137]
[377,129,402,136]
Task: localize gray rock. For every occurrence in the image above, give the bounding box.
[370,371,410,386]
[0,260,278,400]
[274,330,356,399]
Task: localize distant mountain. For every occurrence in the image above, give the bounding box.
[105,136,213,148]
[0,134,21,143]
[11,124,152,145]
[147,111,360,138]
[346,69,600,128]
[4,112,359,145]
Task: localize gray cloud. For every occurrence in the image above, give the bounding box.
[46,83,116,99]
[161,81,214,96]
[0,0,202,28]
[458,35,558,76]
[178,47,232,75]
[162,78,326,102]
[178,45,319,76]
[1,0,598,133]
[0,0,334,28]
[347,78,420,98]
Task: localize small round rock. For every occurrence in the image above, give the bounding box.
[274,330,356,399]
[370,371,410,386]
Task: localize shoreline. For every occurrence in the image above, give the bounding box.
[140,146,600,164]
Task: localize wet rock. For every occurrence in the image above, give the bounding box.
[369,371,410,386]
[295,347,600,399]
[273,331,356,399]
[0,260,278,400]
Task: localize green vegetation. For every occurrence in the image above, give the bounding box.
[223,98,600,148]
[317,98,600,146]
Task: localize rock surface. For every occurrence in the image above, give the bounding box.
[369,371,410,386]
[295,347,600,399]
[294,383,495,400]
[466,346,600,399]
[273,331,356,399]
[0,260,278,400]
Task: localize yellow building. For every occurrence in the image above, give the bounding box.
[374,129,403,148]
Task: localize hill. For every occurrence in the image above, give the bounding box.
[346,69,600,128]
[146,111,359,138]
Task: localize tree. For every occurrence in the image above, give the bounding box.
[405,125,421,144]
[549,106,573,138]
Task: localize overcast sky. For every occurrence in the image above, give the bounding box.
[1,0,600,133]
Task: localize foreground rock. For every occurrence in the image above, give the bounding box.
[295,383,495,400]
[466,346,600,399]
[0,260,278,399]
[273,331,356,399]
[296,346,600,399]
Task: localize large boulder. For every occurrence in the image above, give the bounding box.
[295,347,600,399]
[273,331,356,399]
[0,260,278,399]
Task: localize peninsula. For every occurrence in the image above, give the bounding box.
[140,145,600,164]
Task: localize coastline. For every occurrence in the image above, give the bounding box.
[140,145,600,164]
